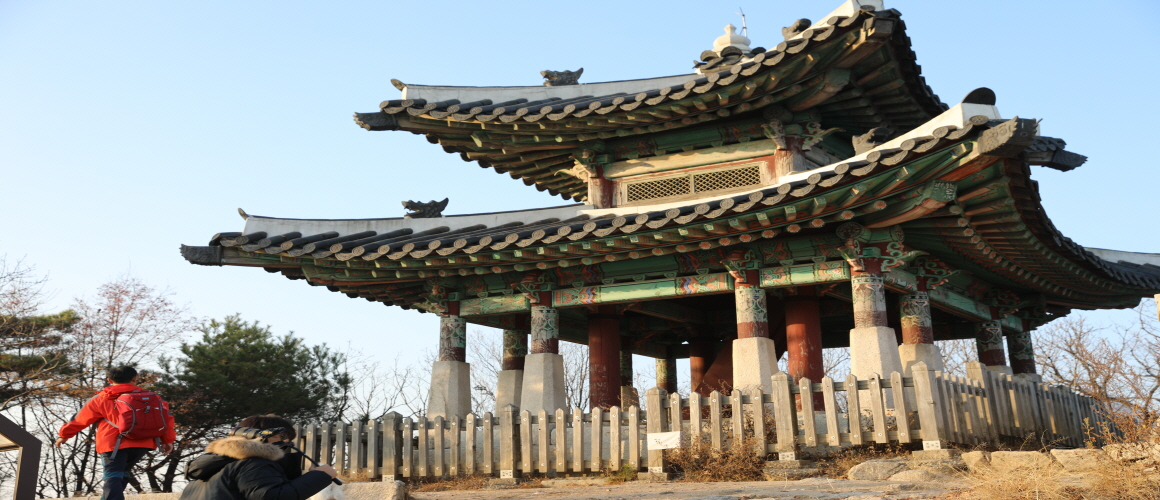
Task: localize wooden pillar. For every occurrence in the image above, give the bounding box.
[588,306,621,409]
[975,321,1008,368]
[654,357,677,396]
[530,303,559,354]
[438,303,466,362]
[785,288,823,407]
[735,270,768,338]
[1007,329,1036,375]
[502,329,528,370]
[851,263,889,329]
[619,344,639,408]
[899,292,933,345]
[689,340,715,397]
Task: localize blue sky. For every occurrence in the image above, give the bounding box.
[2,0,1157,381]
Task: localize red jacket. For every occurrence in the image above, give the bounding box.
[59,384,177,454]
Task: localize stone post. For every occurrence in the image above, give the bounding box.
[588,306,622,409]
[619,347,639,408]
[785,288,824,408]
[428,303,471,419]
[848,266,904,380]
[520,297,566,414]
[975,321,1012,374]
[732,269,779,393]
[495,329,527,414]
[897,291,945,374]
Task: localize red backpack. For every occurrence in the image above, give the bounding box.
[104,390,169,457]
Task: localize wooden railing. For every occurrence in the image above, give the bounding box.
[294,361,1104,480]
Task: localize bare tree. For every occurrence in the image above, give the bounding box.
[36,275,199,497]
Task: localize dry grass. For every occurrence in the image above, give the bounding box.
[664,435,766,482]
[408,475,490,492]
[948,460,1159,500]
[602,464,638,484]
[814,444,911,479]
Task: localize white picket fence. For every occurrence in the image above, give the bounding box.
[294,361,1104,479]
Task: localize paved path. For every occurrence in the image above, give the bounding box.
[411,477,967,500]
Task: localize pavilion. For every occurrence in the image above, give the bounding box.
[182,0,1160,420]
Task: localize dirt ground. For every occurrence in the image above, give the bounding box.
[409,476,968,500]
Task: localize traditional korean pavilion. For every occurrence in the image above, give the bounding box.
[182,0,1160,419]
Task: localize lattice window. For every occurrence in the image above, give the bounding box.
[622,164,763,204]
[625,176,691,202]
[692,165,761,193]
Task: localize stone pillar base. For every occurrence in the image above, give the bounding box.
[520,352,567,414]
[1013,373,1042,383]
[495,369,524,414]
[428,360,471,419]
[986,365,1014,375]
[850,326,904,378]
[899,343,945,376]
[732,336,780,393]
[620,386,639,408]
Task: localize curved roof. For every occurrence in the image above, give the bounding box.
[183,103,1160,315]
[353,0,946,200]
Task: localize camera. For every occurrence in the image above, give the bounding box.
[229,426,286,441]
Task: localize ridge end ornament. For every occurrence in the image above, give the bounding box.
[403,198,449,219]
[541,68,583,86]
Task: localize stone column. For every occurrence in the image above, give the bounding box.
[520,300,566,414]
[588,306,621,409]
[897,292,945,374]
[689,339,715,396]
[975,321,1011,374]
[733,270,779,393]
[428,303,471,419]
[495,329,527,414]
[785,288,824,408]
[848,267,904,380]
[657,354,678,394]
[619,348,639,408]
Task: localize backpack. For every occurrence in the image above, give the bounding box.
[104,390,169,457]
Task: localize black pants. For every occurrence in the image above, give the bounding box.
[99,447,149,500]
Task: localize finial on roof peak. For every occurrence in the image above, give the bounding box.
[713,23,751,53]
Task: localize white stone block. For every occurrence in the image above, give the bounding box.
[732,336,780,393]
[428,360,471,419]
[898,343,945,375]
[494,369,523,415]
[519,352,566,414]
[849,326,904,378]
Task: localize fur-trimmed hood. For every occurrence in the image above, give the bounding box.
[185,437,285,481]
[206,436,285,461]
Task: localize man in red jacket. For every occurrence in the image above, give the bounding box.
[56,366,176,500]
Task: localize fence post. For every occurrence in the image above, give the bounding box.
[483,412,494,475]
[366,419,380,479]
[500,405,520,479]
[911,362,945,449]
[890,372,911,444]
[401,417,413,478]
[772,372,799,460]
[645,386,667,474]
[520,410,532,476]
[382,412,402,480]
[628,406,641,471]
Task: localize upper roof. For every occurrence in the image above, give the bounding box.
[354,0,946,200]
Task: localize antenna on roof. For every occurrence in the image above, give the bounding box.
[736,8,748,37]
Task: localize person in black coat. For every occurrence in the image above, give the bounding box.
[180,419,335,500]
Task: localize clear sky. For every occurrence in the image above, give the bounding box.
[2,0,1158,382]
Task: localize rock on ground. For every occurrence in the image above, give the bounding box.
[342,480,406,500]
[989,451,1056,471]
[1050,448,1110,472]
[846,459,910,480]
[887,469,943,482]
[961,451,990,472]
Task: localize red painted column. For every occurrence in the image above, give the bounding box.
[785,288,824,407]
[1007,320,1037,375]
[899,292,934,345]
[735,270,769,339]
[975,321,1008,368]
[689,340,716,397]
[588,306,622,409]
